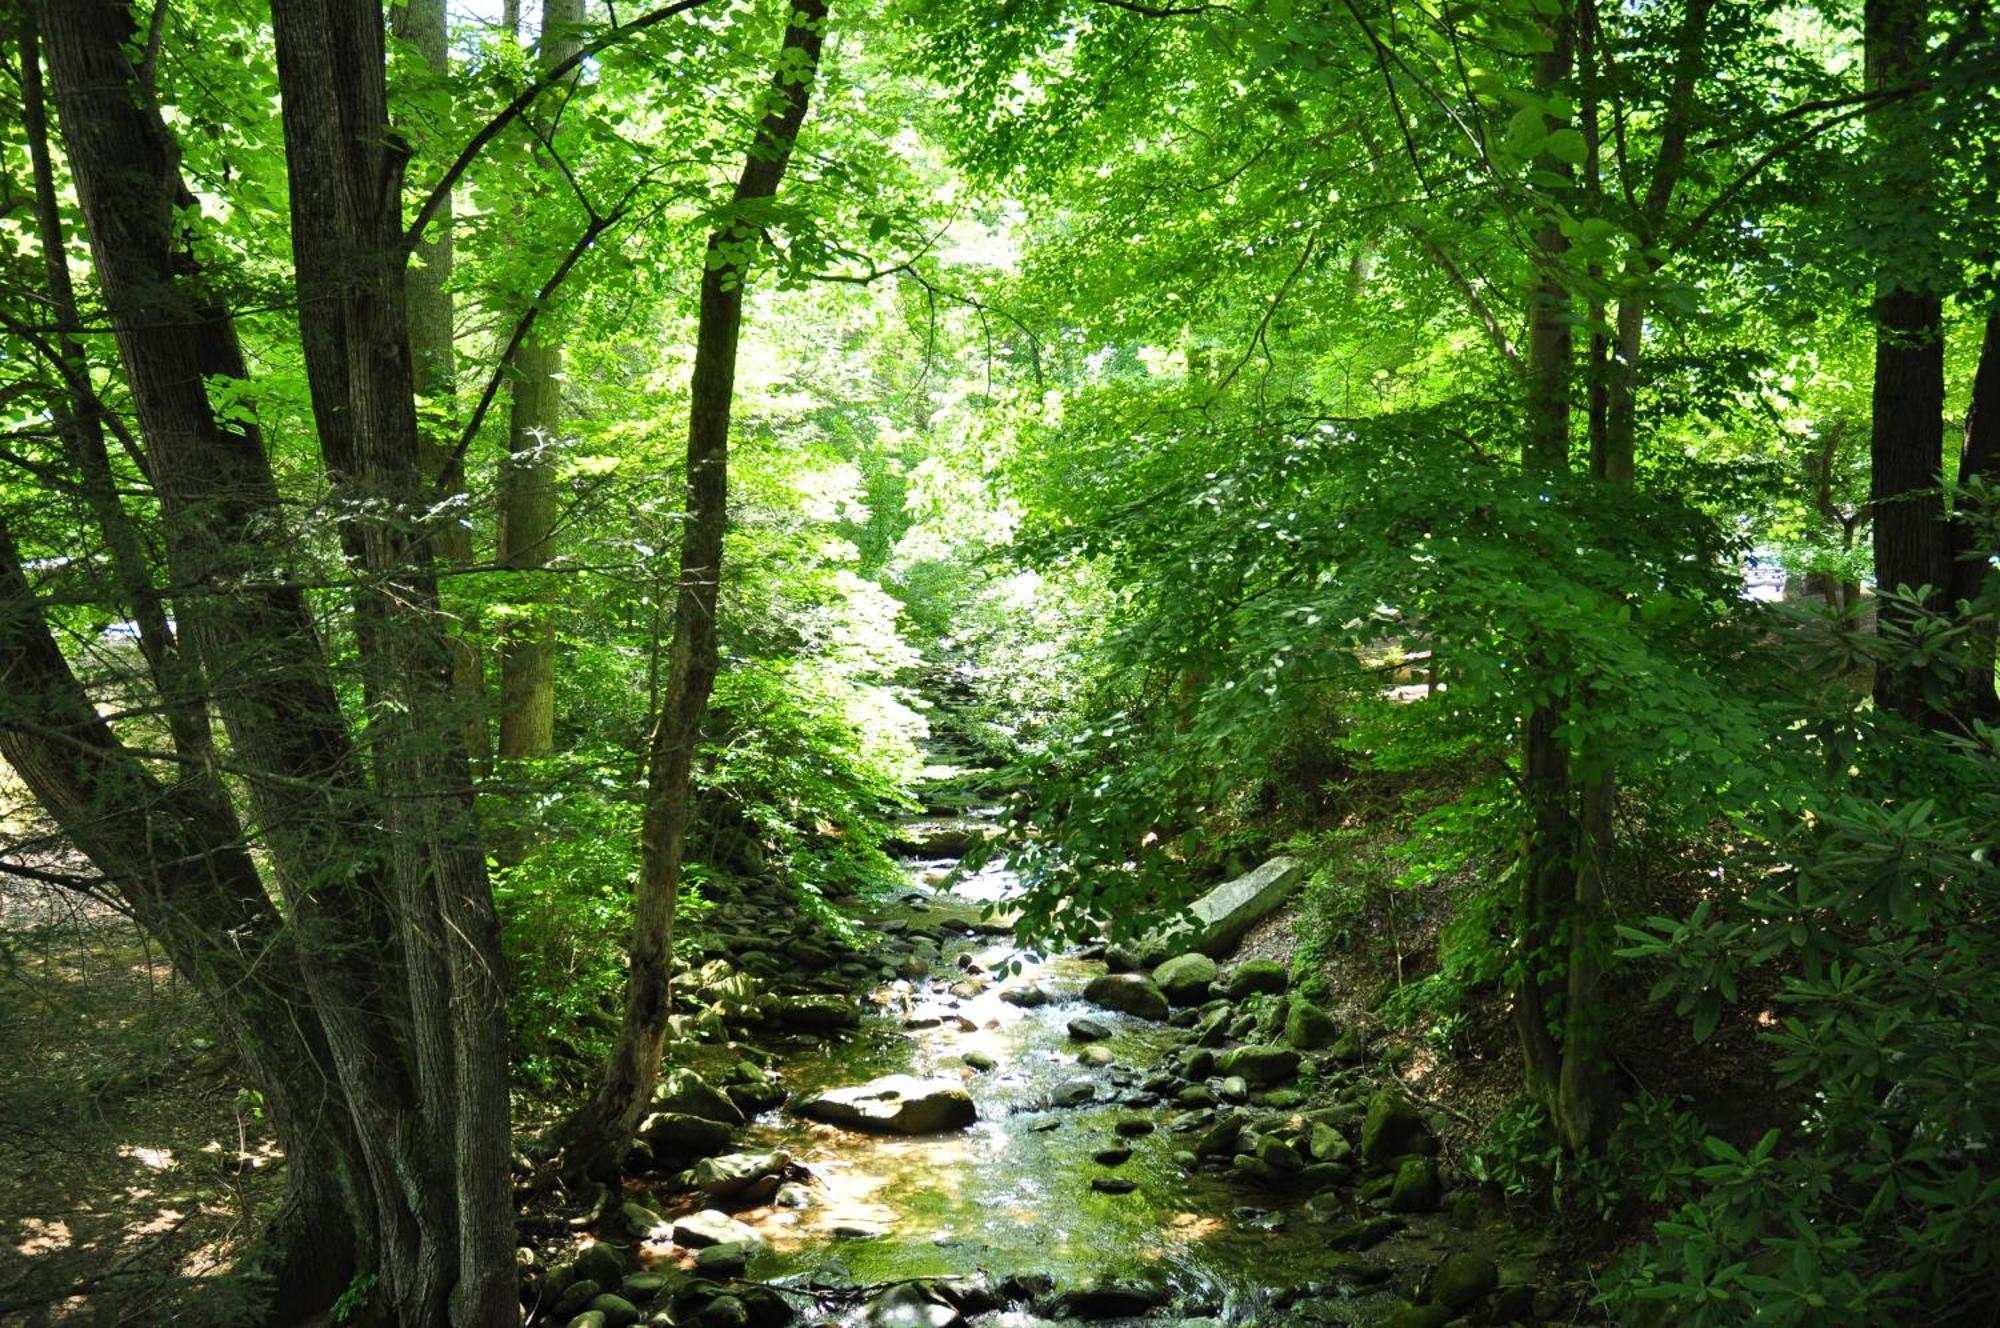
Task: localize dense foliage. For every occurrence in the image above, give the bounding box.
[0,0,1997,1321]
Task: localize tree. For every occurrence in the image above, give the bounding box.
[497,0,586,771]
[1864,0,1950,724]
[561,0,831,1178]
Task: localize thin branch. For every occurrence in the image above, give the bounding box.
[1210,229,1317,401]
[402,0,713,254]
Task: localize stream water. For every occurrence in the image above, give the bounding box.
[631,760,1438,1326]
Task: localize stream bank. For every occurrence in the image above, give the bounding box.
[521,744,1580,1328]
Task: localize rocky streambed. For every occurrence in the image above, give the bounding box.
[522,755,1579,1328]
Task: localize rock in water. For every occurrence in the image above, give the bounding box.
[776,994,860,1031]
[672,1209,766,1251]
[1152,952,1219,1005]
[863,1283,966,1327]
[796,1074,977,1135]
[1081,973,1170,1021]
[689,1149,789,1199]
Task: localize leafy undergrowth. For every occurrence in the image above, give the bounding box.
[1276,764,1797,1286]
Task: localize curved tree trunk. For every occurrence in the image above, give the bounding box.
[558,0,830,1181]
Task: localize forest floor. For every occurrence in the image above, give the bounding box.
[0,879,285,1325]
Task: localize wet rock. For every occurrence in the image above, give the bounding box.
[1078,1044,1117,1068]
[863,1283,965,1328]
[797,1075,977,1134]
[639,1111,737,1159]
[672,1209,766,1251]
[1218,1075,1250,1103]
[1284,998,1339,1050]
[1114,1117,1156,1138]
[690,1149,789,1199]
[1176,1084,1217,1108]
[1082,973,1170,1021]
[1193,1112,1246,1158]
[961,1051,998,1072]
[1257,1087,1307,1110]
[1051,1077,1097,1107]
[562,1312,607,1328]
[1090,1176,1137,1194]
[1152,953,1219,1005]
[1217,1043,1301,1086]
[1185,1048,1218,1077]
[1056,1278,1170,1319]
[1093,1146,1133,1166]
[1359,1091,1429,1166]
[1068,1016,1114,1042]
[1225,959,1289,999]
[777,995,860,1031]
[1103,943,1144,972]
[999,985,1051,1008]
[1388,1156,1441,1213]
[1428,1252,1498,1310]
[654,1069,747,1127]
[775,1181,816,1208]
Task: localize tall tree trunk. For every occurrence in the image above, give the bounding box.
[43,2,515,1321]
[267,0,516,1321]
[495,0,583,773]
[395,0,490,771]
[559,0,830,1181]
[1865,0,1949,723]
[17,10,213,766]
[1950,306,2000,715]
[1513,2,1610,1154]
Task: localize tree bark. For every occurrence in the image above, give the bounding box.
[559,0,830,1180]
[266,0,516,1320]
[1865,0,1949,723]
[1950,306,2000,715]
[496,0,583,771]
[16,10,215,768]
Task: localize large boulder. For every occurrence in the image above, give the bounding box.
[1284,997,1339,1050]
[796,1075,977,1135]
[689,1149,789,1199]
[1151,953,1218,1005]
[1359,1091,1429,1166]
[653,1068,746,1127]
[1430,1252,1499,1310]
[638,1111,735,1159]
[672,1209,766,1250]
[1224,959,1288,999]
[1217,1043,1300,1086]
[1138,857,1307,961]
[1082,973,1170,1021]
[776,994,861,1031]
